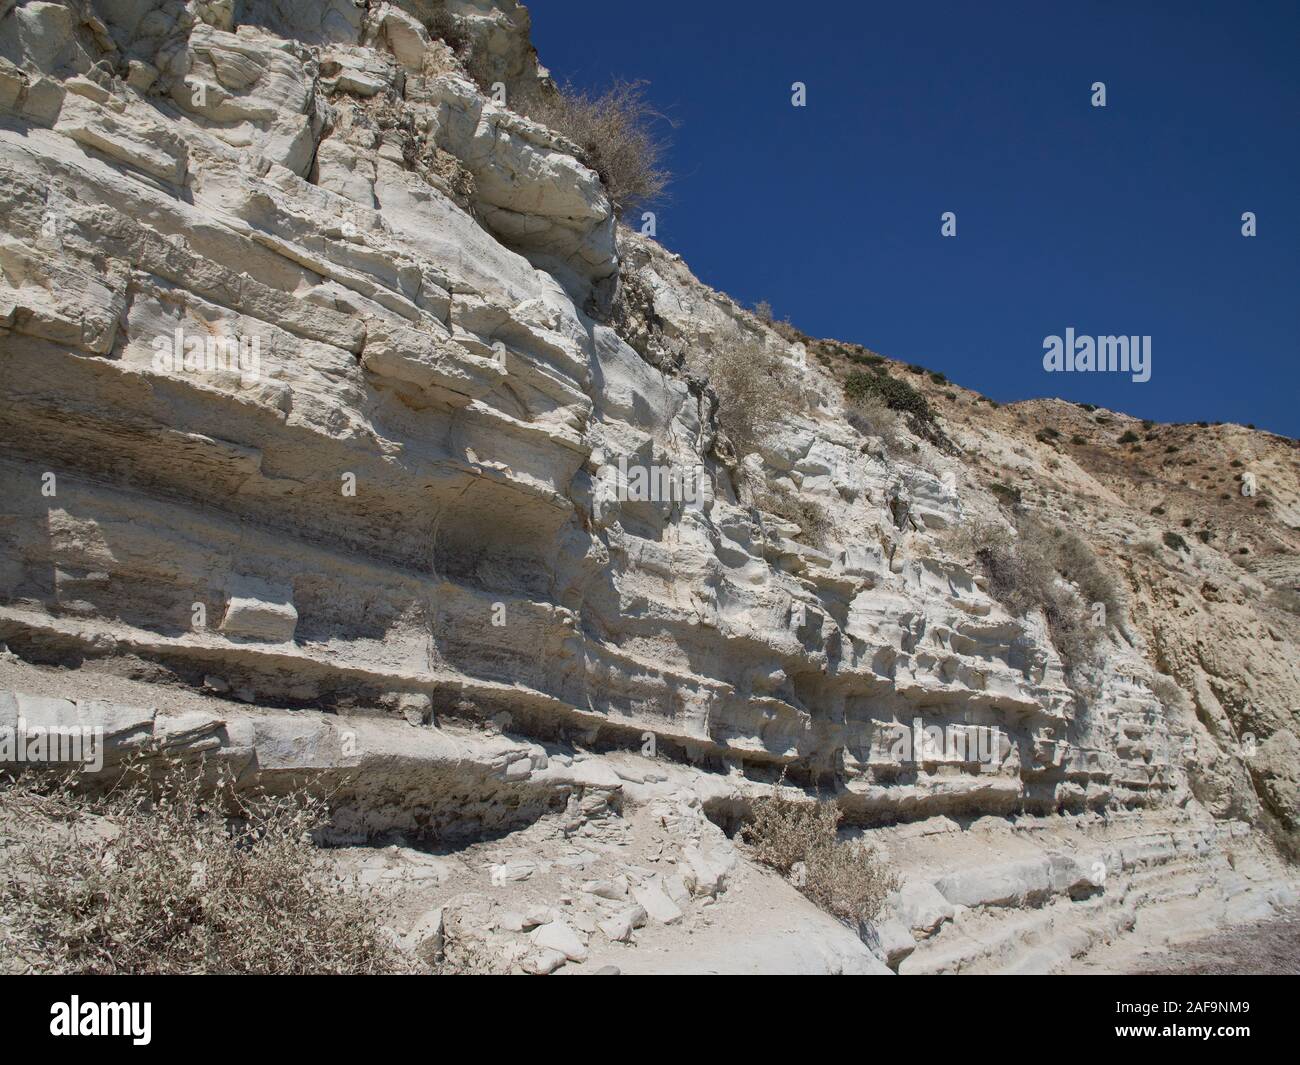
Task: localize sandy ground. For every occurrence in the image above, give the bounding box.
[1128,907,1300,975]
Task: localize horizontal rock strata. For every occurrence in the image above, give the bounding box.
[0,0,1296,973]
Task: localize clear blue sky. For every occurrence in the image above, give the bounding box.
[529,0,1299,437]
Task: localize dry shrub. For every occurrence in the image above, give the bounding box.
[742,784,896,925]
[426,9,503,97]
[0,764,407,975]
[426,8,471,56]
[1038,588,1101,679]
[1018,515,1125,625]
[846,392,901,452]
[701,341,785,462]
[526,79,670,218]
[949,515,1111,675]
[770,318,809,346]
[436,927,508,975]
[1131,536,1162,558]
[750,480,831,548]
[948,519,1047,616]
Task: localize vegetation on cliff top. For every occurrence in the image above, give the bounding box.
[527,79,671,218]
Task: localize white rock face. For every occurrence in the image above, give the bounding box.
[0,0,1296,975]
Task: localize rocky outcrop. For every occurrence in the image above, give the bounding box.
[0,0,1295,974]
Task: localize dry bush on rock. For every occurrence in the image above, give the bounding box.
[1018,516,1124,626]
[1267,587,1300,616]
[527,79,670,218]
[427,8,471,56]
[742,785,896,924]
[750,480,831,548]
[949,514,1117,676]
[846,392,901,453]
[0,764,408,975]
[700,342,786,463]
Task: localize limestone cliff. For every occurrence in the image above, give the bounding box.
[1,0,1296,974]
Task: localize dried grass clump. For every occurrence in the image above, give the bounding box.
[845,392,901,452]
[750,480,831,548]
[1131,536,1162,558]
[1018,514,1125,626]
[701,342,786,462]
[742,784,896,924]
[949,514,1115,676]
[0,764,408,975]
[427,8,471,56]
[436,927,509,976]
[527,79,670,218]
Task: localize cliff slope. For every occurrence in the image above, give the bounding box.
[0,0,1296,974]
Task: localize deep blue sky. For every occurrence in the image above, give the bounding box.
[530,1,1299,437]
